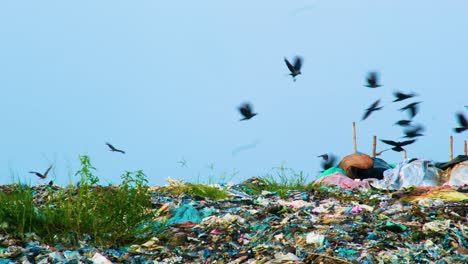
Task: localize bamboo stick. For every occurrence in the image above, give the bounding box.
[352,122,357,153]
[372,135,377,157]
[450,135,453,160]
[464,140,467,155]
[403,150,407,159]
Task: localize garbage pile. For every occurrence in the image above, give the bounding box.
[0,155,466,263]
[315,154,468,190]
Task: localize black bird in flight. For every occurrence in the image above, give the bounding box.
[317,153,329,161]
[394,119,412,127]
[284,56,303,81]
[399,102,421,119]
[29,165,53,179]
[364,72,381,88]
[106,142,125,154]
[238,102,257,121]
[380,139,416,152]
[362,99,383,120]
[178,158,188,168]
[393,91,416,102]
[454,112,468,133]
[403,124,425,138]
[375,148,390,157]
[320,154,337,171]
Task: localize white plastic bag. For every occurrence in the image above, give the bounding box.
[374,159,442,189]
[447,160,468,186]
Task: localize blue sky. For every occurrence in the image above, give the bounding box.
[1,0,467,186]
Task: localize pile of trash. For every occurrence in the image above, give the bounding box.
[0,155,467,263]
[315,153,468,190]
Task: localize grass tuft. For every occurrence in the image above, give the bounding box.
[156,182,229,200]
[243,166,310,198]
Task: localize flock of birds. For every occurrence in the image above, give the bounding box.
[357,72,466,155]
[235,56,468,171]
[28,56,468,180]
[361,74,424,155]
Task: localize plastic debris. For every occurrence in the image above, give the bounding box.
[374,159,443,189]
[305,232,326,246]
[314,172,374,189]
[91,252,113,264]
[167,202,203,225]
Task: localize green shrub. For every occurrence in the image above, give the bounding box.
[0,155,162,248]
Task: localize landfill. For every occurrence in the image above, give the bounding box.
[0,155,467,263]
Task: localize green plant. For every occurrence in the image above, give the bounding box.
[258,165,309,198]
[187,183,229,200]
[155,182,229,200]
[0,155,162,248]
[75,155,100,186]
[0,184,37,239]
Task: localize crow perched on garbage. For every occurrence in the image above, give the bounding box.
[380,139,416,152]
[362,99,383,120]
[392,91,416,102]
[403,124,425,138]
[394,120,412,127]
[399,102,421,119]
[238,102,257,121]
[454,112,468,133]
[106,142,125,154]
[364,72,381,88]
[284,56,302,81]
[29,165,53,179]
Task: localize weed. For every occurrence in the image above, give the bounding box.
[257,165,309,198]
[0,184,37,239]
[156,182,229,200]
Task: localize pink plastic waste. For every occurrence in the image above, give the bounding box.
[314,172,376,189]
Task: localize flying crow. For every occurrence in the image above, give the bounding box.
[29,165,53,179]
[375,148,390,157]
[399,102,421,119]
[364,72,381,88]
[317,154,329,161]
[320,154,337,171]
[403,124,425,138]
[380,139,416,152]
[362,99,383,120]
[284,56,303,81]
[454,112,468,133]
[393,91,416,102]
[106,142,125,154]
[394,120,412,127]
[238,102,257,121]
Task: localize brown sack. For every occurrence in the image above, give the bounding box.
[339,153,374,179]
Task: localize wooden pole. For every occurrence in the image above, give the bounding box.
[464,140,467,155]
[403,150,407,159]
[372,135,377,157]
[450,135,453,160]
[352,122,357,153]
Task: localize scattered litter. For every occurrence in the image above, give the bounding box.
[0,167,467,263]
